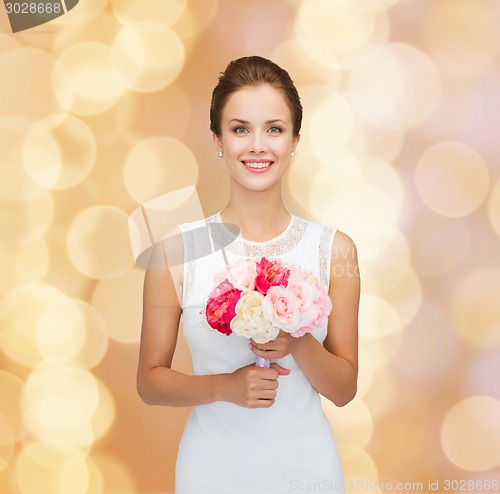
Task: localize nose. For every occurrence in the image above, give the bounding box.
[247,131,268,154]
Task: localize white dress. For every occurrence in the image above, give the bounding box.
[175,211,344,494]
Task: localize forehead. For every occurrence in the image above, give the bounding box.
[222,85,291,121]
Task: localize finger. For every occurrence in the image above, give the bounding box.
[270,363,291,376]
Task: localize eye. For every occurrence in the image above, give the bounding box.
[233,126,248,134]
[268,126,283,134]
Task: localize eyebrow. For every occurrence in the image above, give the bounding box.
[229,118,288,125]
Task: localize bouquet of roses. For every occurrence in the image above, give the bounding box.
[204,257,332,367]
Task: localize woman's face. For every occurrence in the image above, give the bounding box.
[213,84,299,193]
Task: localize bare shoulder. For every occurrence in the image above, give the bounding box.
[331,230,358,265]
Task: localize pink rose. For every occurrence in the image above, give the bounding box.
[262,286,300,332]
[255,257,290,295]
[227,258,257,291]
[205,281,242,336]
[291,281,332,337]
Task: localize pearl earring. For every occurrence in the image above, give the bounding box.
[218,150,223,157]
[291,151,295,157]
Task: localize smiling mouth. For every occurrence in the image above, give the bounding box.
[242,160,273,169]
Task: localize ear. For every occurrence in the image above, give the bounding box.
[212,132,223,153]
[292,133,301,154]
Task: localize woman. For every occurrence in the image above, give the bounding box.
[137,56,360,493]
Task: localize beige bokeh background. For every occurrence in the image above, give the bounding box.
[1,0,500,493]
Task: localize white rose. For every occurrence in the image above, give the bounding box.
[230,291,278,343]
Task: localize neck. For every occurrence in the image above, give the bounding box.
[220,180,290,240]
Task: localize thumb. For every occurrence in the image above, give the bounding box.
[270,363,291,376]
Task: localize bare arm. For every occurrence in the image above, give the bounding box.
[137,233,289,408]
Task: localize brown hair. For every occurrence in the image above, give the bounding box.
[210,56,302,137]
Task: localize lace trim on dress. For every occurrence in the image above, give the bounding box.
[207,213,309,260]
[319,225,334,288]
[182,229,196,304]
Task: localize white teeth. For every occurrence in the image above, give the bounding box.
[245,162,271,169]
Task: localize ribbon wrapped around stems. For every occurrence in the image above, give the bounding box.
[255,356,271,368]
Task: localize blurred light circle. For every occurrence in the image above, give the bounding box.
[356,347,374,399]
[0,283,66,367]
[359,294,403,338]
[350,0,400,13]
[286,153,330,211]
[360,333,403,370]
[0,237,49,295]
[89,453,136,493]
[0,32,20,56]
[322,397,373,449]
[123,136,199,204]
[308,151,363,216]
[363,366,396,419]
[333,8,391,72]
[67,205,133,280]
[349,43,441,129]
[441,396,500,471]
[91,379,116,442]
[85,456,104,494]
[391,300,460,389]
[488,179,500,237]
[378,227,411,264]
[112,0,187,26]
[24,363,99,431]
[15,442,89,494]
[116,84,191,142]
[35,298,87,363]
[272,37,341,88]
[71,302,109,370]
[299,0,376,52]
[0,371,25,444]
[296,84,338,156]
[409,213,470,278]
[0,48,67,119]
[0,180,52,233]
[53,13,122,55]
[317,182,399,263]
[415,141,490,217]
[53,42,124,116]
[174,0,219,39]
[0,414,15,472]
[424,0,500,80]
[450,266,500,348]
[50,0,108,26]
[0,117,48,202]
[360,158,405,216]
[346,91,404,162]
[91,269,145,344]
[465,350,500,402]
[23,114,97,190]
[338,445,378,484]
[21,408,94,452]
[111,21,185,93]
[310,93,354,157]
[362,256,422,327]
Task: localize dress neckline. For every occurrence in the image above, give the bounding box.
[214,210,296,246]
[207,211,309,260]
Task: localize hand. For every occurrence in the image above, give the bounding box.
[220,362,290,408]
[249,330,298,360]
